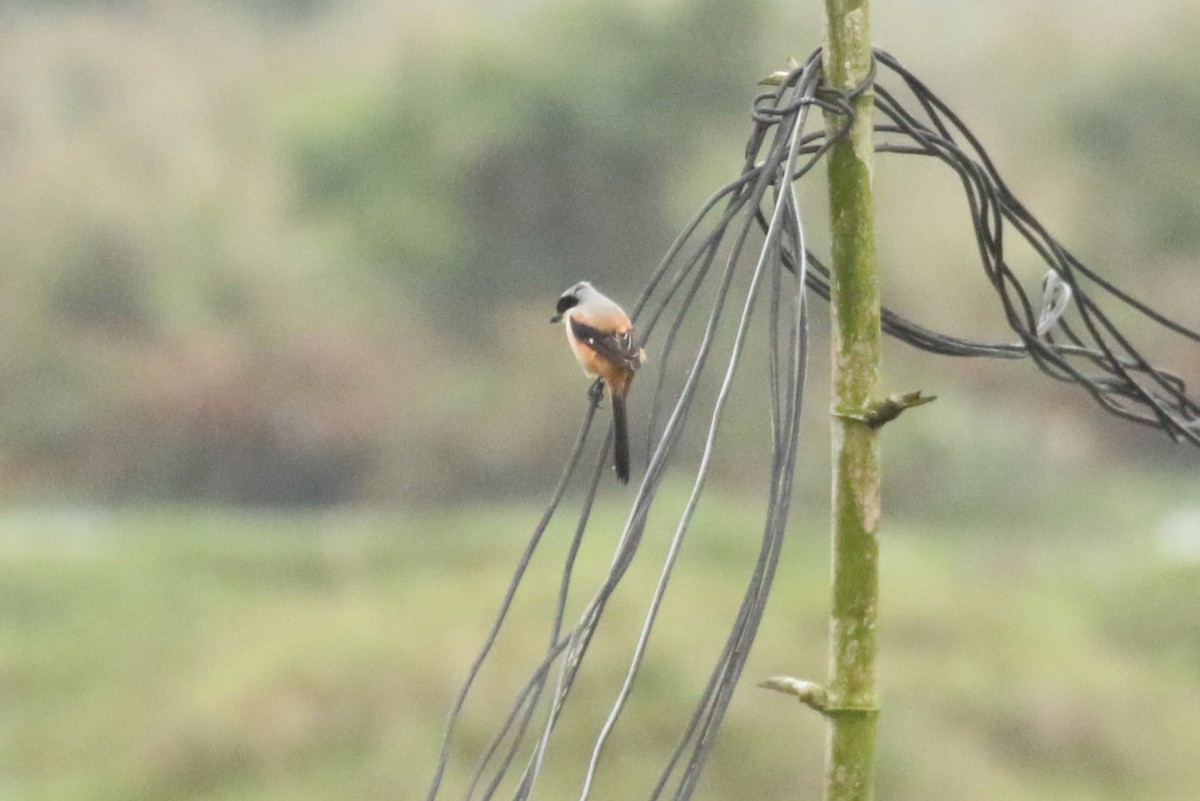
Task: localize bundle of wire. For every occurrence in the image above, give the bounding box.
[427,47,1200,801]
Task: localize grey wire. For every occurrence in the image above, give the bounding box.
[576,71,819,799]
[467,442,609,801]
[515,137,785,799]
[431,43,1200,801]
[666,94,815,801]
[867,48,1199,441]
[426,400,600,801]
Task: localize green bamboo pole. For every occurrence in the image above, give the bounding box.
[760,3,932,791]
[822,1,882,800]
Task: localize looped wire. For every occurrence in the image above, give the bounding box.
[752,51,876,136]
[1035,271,1074,339]
[429,43,1200,801]
[815,51,878,110]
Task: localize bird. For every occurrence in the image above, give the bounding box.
[551,281,645,483]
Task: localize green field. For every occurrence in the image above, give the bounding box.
[3,475,1200,801]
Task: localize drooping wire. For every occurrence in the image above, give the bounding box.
[756,49,1199,442]
[429,48,830,801]
[577,58,823,801]
[463,443,608,801]
[425,400,601,801]
[429,43,1200,801]
[867,48,1199,442]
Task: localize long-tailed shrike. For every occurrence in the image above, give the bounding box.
[551,281,645,483]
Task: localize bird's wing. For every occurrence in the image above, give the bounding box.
[569,317,643,372]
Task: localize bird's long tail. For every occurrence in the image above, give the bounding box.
[611,391,630,484]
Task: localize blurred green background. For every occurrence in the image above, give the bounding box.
[2,0,1199,799]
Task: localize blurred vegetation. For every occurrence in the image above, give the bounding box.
[2,476,1200,800]
[0,0,1196,505]
[3,3,1198,798]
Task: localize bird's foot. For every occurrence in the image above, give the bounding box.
[588,379,606,405]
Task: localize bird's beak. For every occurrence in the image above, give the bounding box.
[550,312,562,323]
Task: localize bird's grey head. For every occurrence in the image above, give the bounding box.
[551,281,595,322]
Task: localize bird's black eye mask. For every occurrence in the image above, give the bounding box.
[551,293,579,322]
[555,295,579,315]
